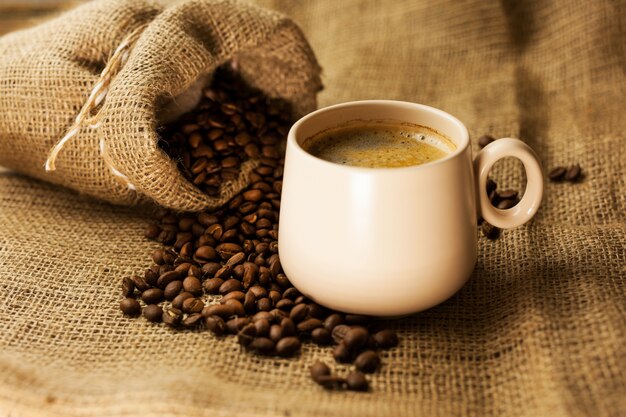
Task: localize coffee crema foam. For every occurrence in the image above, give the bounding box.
[303,120,456,168]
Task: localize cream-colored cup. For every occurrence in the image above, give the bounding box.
[278,100,543,316]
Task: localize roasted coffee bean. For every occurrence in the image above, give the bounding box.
[269,324,283,342]
[316,375,347,390]
[331,324,351,344]
[226,317,250,334]
[248,285,268,299]
[171,292,194,310]
[216,243,243,260]
[252,311,273,322]
[307,303,325,319]
[566,164,581,181]
[247,337,275,355]
[310,361,331,381]
[202,304,235,319]
[482,222,500,240]
[282,287,300,300]
[269,290,281,305]
[144,266,160,286]
[162,307,182,326]
[152,249,165,265]
[373,330,399,349]
[203,278,224,294]
[221,290,245,303]
[194,246,218,262]
[224,299,245,316]
[183,277,202,295]
[121,277,135,297]
[311,327,333,345]
[205,315,226,336]
[257,297,272,312]
[131,275,151,292]
[237,323,257,346]
[345,314,370,326]
[144,224,161,240]
[182,297,204,314]
[343,327,369,351]
[497,199,517,209]
[280,318,296,336]
[324,313,344,332]
[254,318,270,336]
[497,189,518,200]
[297,318,323,333]
[478,134,495,148]
[141,288,164,304]
[270,308,288,322]
[202,262,222,277]
[143,304,162,323]
[242,262,258,288]
[243,290,256,312]
[219,278,243,294]
[276,337,301,357]
[548,166,567,181]
[346,372,368,391]
[226,251,245,266]
[214,265,233,279]
[289,303,308,322]
[333,342,352,363]
[354,350,380,373]
[157,270,183,289]
[120,298,141,316]
[164,280,184,300]
[182,313,203,328]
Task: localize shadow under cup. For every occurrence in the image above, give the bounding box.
[279,100,477,317]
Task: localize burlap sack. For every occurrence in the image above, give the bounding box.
[0,0,624,416]
[0,0,321,212]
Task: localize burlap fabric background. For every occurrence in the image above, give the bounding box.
[0,0,624,416]
[0,0,321,212]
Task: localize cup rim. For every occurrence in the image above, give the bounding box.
[288,100,470,172]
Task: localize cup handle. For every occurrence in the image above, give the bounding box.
[474,138,543,229]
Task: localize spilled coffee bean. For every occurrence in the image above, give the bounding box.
[119,63,400,392]
[549,164,583,183]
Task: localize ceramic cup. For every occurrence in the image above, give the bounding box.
[278,100,543,316]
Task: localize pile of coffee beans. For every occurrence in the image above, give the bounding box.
[158,64,292,197]
[121,64,399,392]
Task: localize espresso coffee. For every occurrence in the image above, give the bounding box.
[304,121,455,168]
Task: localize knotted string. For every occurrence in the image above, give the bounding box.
[44,25,146,191]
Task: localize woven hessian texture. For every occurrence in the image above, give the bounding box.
[0,0,625,416]
[0,0,322,212]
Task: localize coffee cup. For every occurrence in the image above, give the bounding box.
[278,100,543,316]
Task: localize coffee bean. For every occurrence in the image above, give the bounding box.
[323,313,344,332]
[270,308,288,322]
[282,287,300,300]
[486,178,497,194]
[226,251,245,267]
[254,318,270,336]
[247,337,275,355]
[548,166,567,181]
[194,246,218,262]
[257,297,272,312]
[311,327,333,345]
[307,303,326,319]
[269,324,283,342]
[478,135,495,148]
[182,297,204,314]
[343,327,369,351]
[120,298,141,316]
[205,315,226,336]
[131,275,151,292]
[219,278,243,294]
[182,313,203,328]
[121,277,135,297]
[226,317,250,334]
[164,280,184,300]
[566,164,581,181]
[237,323,257,346]
[141,288,164,304]
[162,307,182,326]
[203,278,224,294]
[331,324,351,344]
[482,222,500,240]
[333,343,352,364]
[249,286,268,299]
[202,304,235,319]
[346,371,368,391]
[297,318,323,333]
[289,303,308,322]
[221,290,245,303]
[144,266,160,286]
[497,199,517,209]
[317,375,347,390]
[157,270,183,289]
[143,304,162,323]
[252,311,273,322]
[276,337,301,357]
[373,330,399,349]
[497,189,518,200]
[310,361,332,385]
[354,350,380,373]
[165,288,187,306]
[144,224,161,240]
[216,243,243,260]
[183,276,202,295]
[243,290,256,312]
[224,299,245,316]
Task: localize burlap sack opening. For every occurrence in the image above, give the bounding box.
[0,0,322,212]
